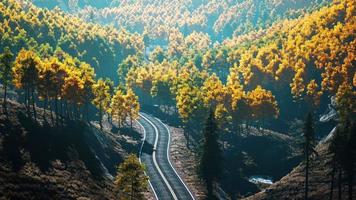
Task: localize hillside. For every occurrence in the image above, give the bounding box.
[146,107,302,199]
[0,0,143,81]
[31,0,332,42]
[243,130,356,200]
[0,0,355,199]
[0,100,143,199]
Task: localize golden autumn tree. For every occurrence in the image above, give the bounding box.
[78,62,95,121]
[226,66,245,131]
[201,73,229,122]
[124,88,140,129]
[37,57,56,120]
[13,49,42,120]
[92,78,112,130]
[176,84,203,122]
[245,85,279,129]
[62,68,84,120]
[175,83,205,146]
[111,89,127,128]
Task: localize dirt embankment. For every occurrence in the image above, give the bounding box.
[168,125,207,199]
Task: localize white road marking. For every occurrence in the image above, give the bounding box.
[156,118,196,200]
[139,113,179,200]
[137,119,159,200]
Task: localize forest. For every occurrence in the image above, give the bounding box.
[0,0,355,199]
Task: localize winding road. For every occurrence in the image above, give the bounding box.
[138,112,196,200]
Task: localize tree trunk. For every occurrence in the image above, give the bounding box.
[330,157,336,200]
[50,101,54,125]
[99,105,103,130]
[43,97,48,120]
[55,98,59,126]
[60,100,64,127]
[31,88,37,122]
[338,170,342,200]
[348,171,353,200]
[3,84,7,110]
[207,180,213,198]
[26,86,30,116]
[305,145,309,200]
[65,101,69,120]
[85,102,89,122]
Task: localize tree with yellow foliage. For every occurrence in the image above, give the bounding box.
[124,88,140,129]
[226,66,245,132]
[92,78,112,130]
[245,85,279,130]
[61,68,84,120]
[111,89,127,128]
[201,73,230,124]
[78,62,95,121]
[175,83,205,146]
[13,49,41,120]
[38,57,58,120]
[202,73,227,109]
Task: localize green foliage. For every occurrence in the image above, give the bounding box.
[0,47,13,108]
[0,0,144,80]
[57,0,331,42]
[114,154,148,200]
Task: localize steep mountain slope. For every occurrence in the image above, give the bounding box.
[243,130,356,200]
[0,100,142,199]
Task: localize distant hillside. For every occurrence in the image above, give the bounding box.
[30,0,332,42]
[31,0,116,10]
[0,0,144,81]
[0,100,142,199]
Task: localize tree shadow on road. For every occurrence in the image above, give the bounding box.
[141,141,154,155]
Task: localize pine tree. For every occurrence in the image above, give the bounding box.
[303,112,316,200]
[199,109,222,197]
[0,47,14,110]
[114,154,148,200]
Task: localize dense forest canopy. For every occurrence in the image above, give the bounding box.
[0,0,356,199]
[1,0,355,131]
[31,0,332,42]
[1,0,144,81]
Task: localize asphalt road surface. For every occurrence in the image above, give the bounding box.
[138,113,195,200]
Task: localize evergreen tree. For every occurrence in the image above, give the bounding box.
[199,110,222,197]
[114,154,148,200]
[0,47,14,110]
[303,112,316,200]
